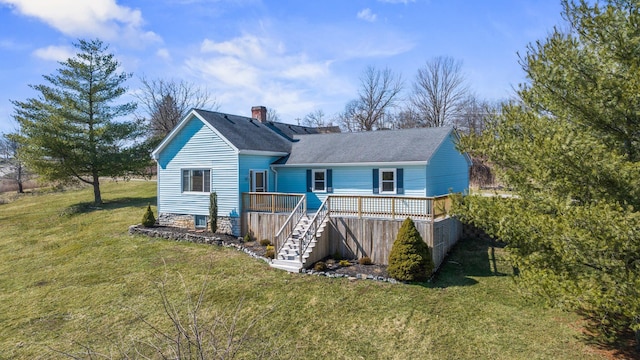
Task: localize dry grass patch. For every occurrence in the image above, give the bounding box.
[0,180,609,359]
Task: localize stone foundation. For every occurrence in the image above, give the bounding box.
[158,213,194,228]
[158,213,240,236]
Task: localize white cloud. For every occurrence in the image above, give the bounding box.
[357,8,377,22]
[201,36,268,59]
[33,45,74,61]
[156,48,171,60]
[0,0,161,46]
[184,34,348,121]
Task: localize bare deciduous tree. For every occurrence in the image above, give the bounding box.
[51,274,285,359]
[302,109,327,127]
[0,132,28,193]
[392,107,422,129]
[266,108,281,123]
[454,95,501,135]
[410,56,468,127]
[135,77,218,140]
[340,66,403,131]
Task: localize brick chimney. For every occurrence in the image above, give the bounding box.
[251,106,267,123]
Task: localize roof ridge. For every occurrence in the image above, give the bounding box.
[292,126,453,138]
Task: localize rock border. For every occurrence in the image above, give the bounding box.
[129,224,271,264]
[129,224,400,284]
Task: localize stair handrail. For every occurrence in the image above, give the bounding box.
[298,197,330,265]
[274,194,306,255]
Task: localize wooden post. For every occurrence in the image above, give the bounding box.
[391,197,395,220]
[358,196,362,218]
[271,194,275,213]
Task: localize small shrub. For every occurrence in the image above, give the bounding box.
[259,239,272,246]
[265,249,275,259]
[265,245,274,252]
[388,217,434,282]
[142,205,156,227]
[243,233,252,243]
[332,250,342,261]
[339,260,351,267]
[359,257,373,265]
[326,259,336,265]
[314,261,327,271]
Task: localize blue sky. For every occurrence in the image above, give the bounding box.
[0,0,564,134]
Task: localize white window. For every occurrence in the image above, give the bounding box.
[379,169,396,194]
[182,169,211,192]
[313,169,326,192]
[194,215,207,228]
[250,170,268,192]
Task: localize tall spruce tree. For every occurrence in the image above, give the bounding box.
[12,39,150,204]
[455,0,640,344]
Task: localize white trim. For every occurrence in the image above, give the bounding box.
[379,168,397,195]
[312,169,327,193]
[194,214,207,229]
[152,110,239,160]
[272,161,428,168]
[181,168,211,193]
[238,150,289,156]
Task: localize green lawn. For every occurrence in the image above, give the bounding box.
[0,181,605,359]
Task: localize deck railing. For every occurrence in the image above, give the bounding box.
[328,194,451,221]
[242,192,305,213]
[273,195,307,256]
[243,192,453,222]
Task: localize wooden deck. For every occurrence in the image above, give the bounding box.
[241,192,460,269]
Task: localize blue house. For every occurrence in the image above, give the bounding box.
[152,106,470,272]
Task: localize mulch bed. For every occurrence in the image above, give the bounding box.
[152,226,269,257]
[134,225,392,281]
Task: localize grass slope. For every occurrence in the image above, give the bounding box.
[0,181,604,359]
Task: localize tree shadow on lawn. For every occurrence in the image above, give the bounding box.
[425,234,511,288]
[60,196,157,216]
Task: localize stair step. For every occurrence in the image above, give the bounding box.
[270,259,302,273]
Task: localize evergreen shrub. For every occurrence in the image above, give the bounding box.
[142,205,156,227]
[387,218,434,281]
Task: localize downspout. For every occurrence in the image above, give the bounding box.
[270,165,278,192]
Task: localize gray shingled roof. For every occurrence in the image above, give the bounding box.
[275,126,454,165]
[194,109,292,153]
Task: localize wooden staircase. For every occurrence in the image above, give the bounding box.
[271,198,330,272]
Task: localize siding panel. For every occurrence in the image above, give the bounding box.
[276,165,428,209]
[156,116,239,218]
[425,134,470,196]
[238,154,281,195]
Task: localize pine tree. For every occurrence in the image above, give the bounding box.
[209,192,218,233]
[11,39,151,204]
[142,205,156,227]
[388,218,433,282]
[455,0,640,344]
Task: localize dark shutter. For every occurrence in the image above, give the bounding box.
[306,169,312,192]
[372,168,379,194]
[249,170,253,192]
[397,168,404,194]
[327,169,333,193]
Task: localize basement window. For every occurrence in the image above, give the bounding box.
[194,215,207,229]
